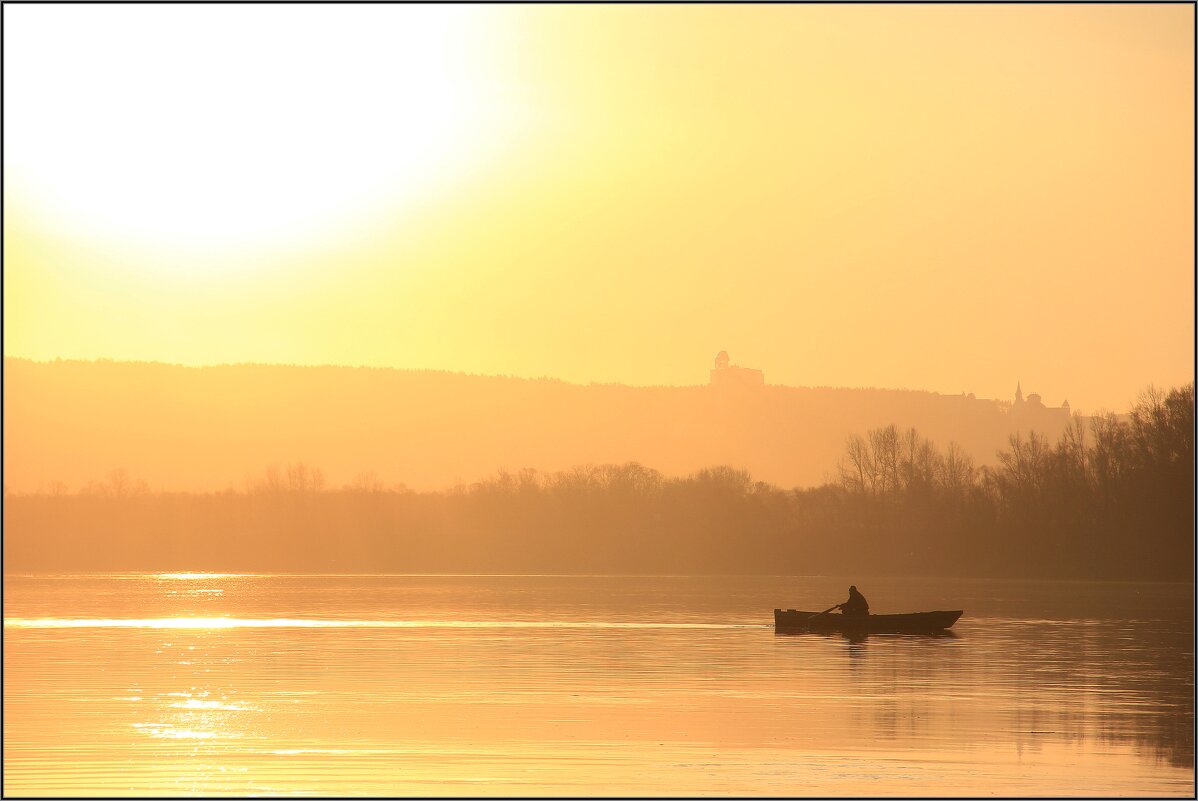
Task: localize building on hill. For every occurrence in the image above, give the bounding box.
[1009,382,1071,427]
[710,351,764,389]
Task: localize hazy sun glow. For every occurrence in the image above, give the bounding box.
[4,5,519,259]
[3,4,1193,410]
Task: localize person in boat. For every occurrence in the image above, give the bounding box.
[837,585,869,617]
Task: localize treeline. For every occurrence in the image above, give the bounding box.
[828,383,1193,579]
[4,384,1191,580]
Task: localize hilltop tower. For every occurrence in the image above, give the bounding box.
[710,351,764,389]
[1009,381,1070,425]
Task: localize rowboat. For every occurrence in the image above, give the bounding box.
[774,608,963,634]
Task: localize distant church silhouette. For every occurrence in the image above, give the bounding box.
[1009,381,1071,424]
[710,351,764,389]
[706,354,1072,425]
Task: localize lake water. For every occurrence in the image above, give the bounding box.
[4,574,1193,796]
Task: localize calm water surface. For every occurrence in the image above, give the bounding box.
[4,574,1193,796]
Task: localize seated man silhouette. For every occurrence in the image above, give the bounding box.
[837,585,870,617]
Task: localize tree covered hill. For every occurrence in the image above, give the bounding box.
[6,357,1075,494]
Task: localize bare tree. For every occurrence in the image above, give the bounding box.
[941,442,976,496]
[286,461,325,493]
[839,434,871,494]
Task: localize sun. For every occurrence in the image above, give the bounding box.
[5,5,517,257]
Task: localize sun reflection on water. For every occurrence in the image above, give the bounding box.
[170,698,252,712]
[129,687,257,753]
[4,574,1192,796]
[4,617,750,629]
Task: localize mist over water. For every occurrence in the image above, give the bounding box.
[5,573,1192,796]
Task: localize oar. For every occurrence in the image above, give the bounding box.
[807,603,841,620]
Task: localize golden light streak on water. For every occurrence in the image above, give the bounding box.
[4,574,1192,796]
[4,618,749,629]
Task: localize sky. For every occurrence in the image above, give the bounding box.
[4,4,1193,413]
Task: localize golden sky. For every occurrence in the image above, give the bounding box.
[4,4,1193,412]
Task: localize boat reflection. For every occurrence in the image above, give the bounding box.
[774,629,959,643]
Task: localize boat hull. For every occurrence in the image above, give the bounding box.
[774,608,963,634]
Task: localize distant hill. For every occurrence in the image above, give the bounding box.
[3,358,1074,493]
